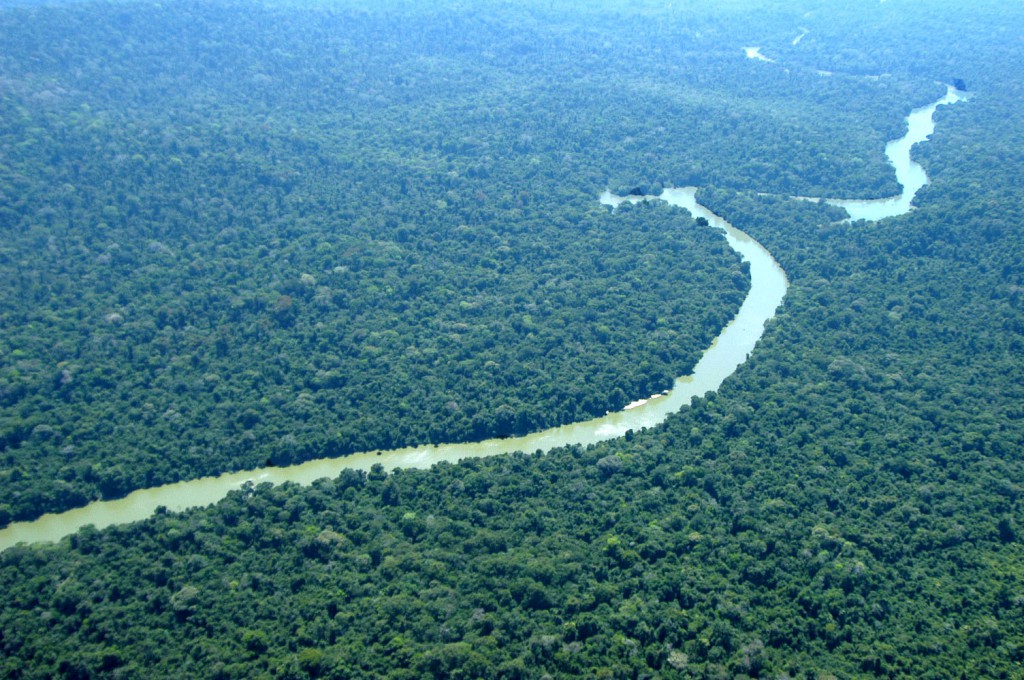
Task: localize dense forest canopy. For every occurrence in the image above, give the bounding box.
[2,0,1024,677]
[0,0,773,520]
[0,0,959,522]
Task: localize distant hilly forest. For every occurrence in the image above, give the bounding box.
[3,0,1024,677]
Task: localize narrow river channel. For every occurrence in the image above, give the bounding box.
[0,86,964,552]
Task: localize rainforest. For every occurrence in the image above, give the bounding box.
[1,0,1023,677]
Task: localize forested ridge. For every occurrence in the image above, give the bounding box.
[3,0,1024,677]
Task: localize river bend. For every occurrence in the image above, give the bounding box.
[0,86,963,552]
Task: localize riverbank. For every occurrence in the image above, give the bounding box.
[0,191,787,551]
[0,83,963,553]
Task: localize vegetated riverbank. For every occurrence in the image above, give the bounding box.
[0,81,963,552]
[0,190,784,551]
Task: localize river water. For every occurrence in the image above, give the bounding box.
[0,190,786,550]
[0,85,963,552]
[819,86,966,220]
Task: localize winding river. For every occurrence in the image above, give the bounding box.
[825,86,965,220]
[0,86,964,552]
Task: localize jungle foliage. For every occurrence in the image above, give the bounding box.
[2,0,1024,678]
[0,0,764,520]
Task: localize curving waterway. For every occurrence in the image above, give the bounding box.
[0,191,786,551]
[0,86,964,552]
[824,86,966,220]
